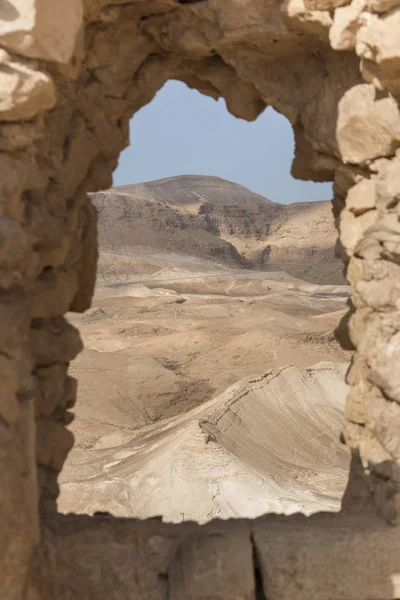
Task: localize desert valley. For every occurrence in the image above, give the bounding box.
[58,175,352,522]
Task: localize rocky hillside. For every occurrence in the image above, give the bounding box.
[92,175,344,284]
[60,362,349,521]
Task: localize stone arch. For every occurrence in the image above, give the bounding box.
[1,0,400,598]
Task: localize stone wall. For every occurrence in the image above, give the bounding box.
[0,0,399,598]
[28,513,400,600]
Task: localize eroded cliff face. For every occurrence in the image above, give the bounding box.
[91,175,345,283]
[1,0,400,598]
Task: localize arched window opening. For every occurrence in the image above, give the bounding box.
[59,81,351,524]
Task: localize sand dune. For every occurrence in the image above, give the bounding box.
[59,362,349,523]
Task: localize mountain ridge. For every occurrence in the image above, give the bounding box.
[91,175,344,284]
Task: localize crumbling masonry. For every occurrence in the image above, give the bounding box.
[1,0,400,598]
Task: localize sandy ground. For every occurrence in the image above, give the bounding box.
[60,266,351,521]
[59,362,349,523]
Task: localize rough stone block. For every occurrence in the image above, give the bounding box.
[169,523,255,600]
[253,513,400,599]
[0,0,84,63]
[340,207,379,255]
[346,178,376,215]
[337,83,400,164]
[282,0,332,38]
[37,464,59,510]
[30,516,198,599]
[33,364,68,417]
[357,9,400,67]
[367,0,400,12]
[364,313,400,403]
[69,200,98,313]
[30,317,83,367]
[375,152,400,210]
[0,51,55,121]
[0,356,21,425]
[31,268,78,318]
[36,418,74,471]
[0,399,39,600]
[303,0,350,10]
[330,0,366,50]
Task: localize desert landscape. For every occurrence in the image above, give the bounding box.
[59,175,351,522]
[94,174,345,284]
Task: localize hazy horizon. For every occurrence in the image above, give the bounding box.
[113,80,333,205]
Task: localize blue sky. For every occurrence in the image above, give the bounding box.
[113,80,332,205]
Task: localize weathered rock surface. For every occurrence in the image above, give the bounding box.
[28,513,400,600]
[59,362,350,521]
[64,271,350,454]
[0,51,56,121]
[93,174,345,284]
[0,0,83,63]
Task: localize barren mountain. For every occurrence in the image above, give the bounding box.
[91,175,344,284]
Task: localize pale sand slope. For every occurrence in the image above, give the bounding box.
[59,362,350,523]
[66,270,349,450]
[61,269,351,521]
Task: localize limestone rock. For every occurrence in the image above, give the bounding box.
[0,0,83,63]
[375,152,400,210]
[340,207,379,255]
[59,376,78,412]
[367,0,400,12]
[304,0,351,9]
[330,0,366,50]
[346,178,376,214]
[0,115,44,152]
[0,399,39,600]
[374,478,400,524]
[367,214,400,259]
[371,393,400,458]
[336,83,400,164]
[0,216,32,288]
[282,0,332,38]
[30,317,83,367]
[32,268,78,318]
[69,200,98,313]
[355,265,400,310]
[0,52,55,121]
[0,355,23,427]
[356,9,400,67]
[355,9,400,95]
[366,313,400,403]
[33,364,68,417]
[169,525,255,600]
[334,164,367,197]
[36,418,74,471]
[253,513,400,600]
[37,465,60,514]
[360,56,400,96]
